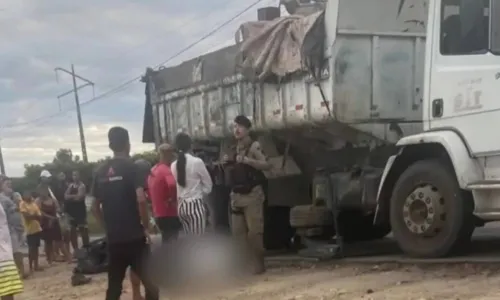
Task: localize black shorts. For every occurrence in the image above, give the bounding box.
[107,238,159,299]
[156,217,182,243]
[27,232,41,248]
[65,202,87,227]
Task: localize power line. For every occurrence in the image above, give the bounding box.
[2,0,266,131]
[102,0,239,65]
[0,0,239,129]
[81,0,265,107]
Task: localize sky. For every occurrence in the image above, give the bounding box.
[0,0,281,176]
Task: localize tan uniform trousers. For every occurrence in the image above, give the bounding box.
[230,185,265,273]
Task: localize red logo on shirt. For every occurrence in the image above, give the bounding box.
[107,167,115,176]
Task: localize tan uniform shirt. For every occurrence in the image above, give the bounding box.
[230,138,268,207]
[235,139,268,164]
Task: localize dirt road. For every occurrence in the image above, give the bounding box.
[16,261,500,300]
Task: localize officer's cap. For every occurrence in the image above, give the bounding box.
[234,115,252,129]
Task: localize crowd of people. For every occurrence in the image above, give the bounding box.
[0,168,92,299]
[0,114,271,300]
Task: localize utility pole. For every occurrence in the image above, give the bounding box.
[0,138,5,175]
[55,65,95,163]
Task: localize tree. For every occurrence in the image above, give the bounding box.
[131,150,157,163]
[13,148,158,193]
[54,149,74,164]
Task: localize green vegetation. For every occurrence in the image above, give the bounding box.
[10,148,159,235]
[11,148,158,193]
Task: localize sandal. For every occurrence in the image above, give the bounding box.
[71,274,92,286]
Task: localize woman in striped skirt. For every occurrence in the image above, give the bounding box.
[171,133,213,235]
[0,193,23,299]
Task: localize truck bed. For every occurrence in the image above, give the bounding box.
[150,34,425,143]
[148,0,426,144]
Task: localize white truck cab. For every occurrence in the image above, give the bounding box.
[376,0,500,257]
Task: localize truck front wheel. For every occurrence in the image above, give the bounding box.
[390,159,474,258]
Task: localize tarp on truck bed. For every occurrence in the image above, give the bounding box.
[237,11,325,80]
[151,45,240,94]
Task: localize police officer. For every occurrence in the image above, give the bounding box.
[223,115,271,275]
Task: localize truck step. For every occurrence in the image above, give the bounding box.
[297,237,341,260]
[466,180,500,190]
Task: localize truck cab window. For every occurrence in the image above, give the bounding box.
[440,0,489,55]
[491,0,500,53]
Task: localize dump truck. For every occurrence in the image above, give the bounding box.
[141,0,498,258]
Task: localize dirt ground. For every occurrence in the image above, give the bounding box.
[16,259,500,300]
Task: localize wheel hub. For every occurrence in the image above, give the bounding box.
[402,184,445,236]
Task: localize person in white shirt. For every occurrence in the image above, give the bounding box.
[171,133,213,235]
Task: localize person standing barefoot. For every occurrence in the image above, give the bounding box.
[64,170,90,252]
[52,172,72,259]
[20,191,43,273]
[37,190,69,265]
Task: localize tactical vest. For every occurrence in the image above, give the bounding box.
[230,142,266,195]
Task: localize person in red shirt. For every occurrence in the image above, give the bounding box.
[147,143,181,243]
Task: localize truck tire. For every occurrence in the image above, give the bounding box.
[290,205,333,228]
[390,159,474,258]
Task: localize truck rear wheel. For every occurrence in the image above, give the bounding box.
[390,159,474,258]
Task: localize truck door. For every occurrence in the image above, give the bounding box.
[427,0,500,155]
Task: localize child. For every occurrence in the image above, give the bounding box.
[0,183,23,299]
[20,191,43,273]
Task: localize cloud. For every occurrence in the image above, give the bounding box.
[2,120,153,176]
[0,0,281,176]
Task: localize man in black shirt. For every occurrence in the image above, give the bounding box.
[91,126,159,300]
